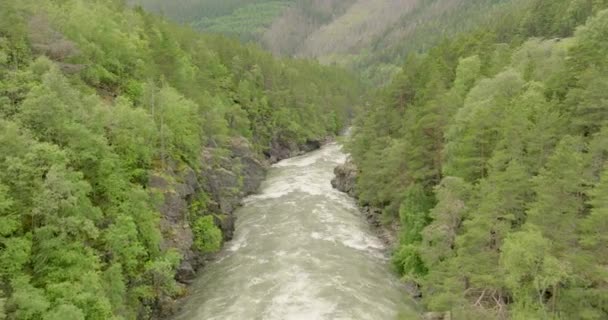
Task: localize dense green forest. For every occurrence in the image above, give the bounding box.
[348,0,608,318]
[130,0,543,84]
[0,0,361,318]
[3,0,608,319]
[128,0,294,42]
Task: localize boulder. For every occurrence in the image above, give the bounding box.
[331,159,357,197]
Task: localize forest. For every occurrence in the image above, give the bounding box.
[0,0,361,318]
[2,0,608,319]
[131,0,540,85]
[348,0,608,318]
[127,0,294,42]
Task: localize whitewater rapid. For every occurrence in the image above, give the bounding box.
[173,142,418,320]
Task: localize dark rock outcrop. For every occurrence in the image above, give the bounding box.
[150,137,268,289]
[150,135,326,317]
[266,136,329,163]
[228,137,267,196]
[149,167,198,288]
[404,280,423,299]
[152,135,326,283]
[361,206,398,246]
[266,137,298,163]
[331,158,357,197]
[331,158,398,246]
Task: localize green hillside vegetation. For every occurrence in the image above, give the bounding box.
[192,1,291,42]
[3,0,608,319]
[0,0,361,318]
[128,0,289,23]
[356,0,517,83]
[129,0,295,42]
[261,0,357,56]
[349,0,608,318]
[130,0,537,84]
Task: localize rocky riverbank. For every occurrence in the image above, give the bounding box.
[332,159,455,320]
[331,159,398,247]
[150,136,328,317]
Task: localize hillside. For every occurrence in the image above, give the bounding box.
[3,0,608,319]
[348,0,608,318]
[0,0,361,318]
[131,0,520,83]
[128,0,296,42]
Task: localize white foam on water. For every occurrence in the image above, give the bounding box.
[248,277,263,286]
[243,144,352,205]
[310,231,336,243]
[310,199,386,257]
[273,143,346,168]
[274,250,288,257]
[242,170,330,203]
[273,151,324,168]
[310,226,385,258]
[310,202,386,258]
[172,139,414,320]
[341,231,386,258]
[227,232,248,252]
[265,267,337,320]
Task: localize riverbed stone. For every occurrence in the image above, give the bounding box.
[331,158,357,197]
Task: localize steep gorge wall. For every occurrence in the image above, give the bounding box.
[150,136,326,315]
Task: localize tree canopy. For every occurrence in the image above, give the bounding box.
[349,1,608,318]
[0,0,362,318]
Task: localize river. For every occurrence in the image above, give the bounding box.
[172,142,418,320]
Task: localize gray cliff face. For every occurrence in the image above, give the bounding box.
[148,165,198,284]
[148,135,326,316]
[152,136,326,287]
[149,137,267,288]
[266,136,325,163]
[331,158,357,197]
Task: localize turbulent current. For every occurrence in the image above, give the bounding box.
[173,142,418,320]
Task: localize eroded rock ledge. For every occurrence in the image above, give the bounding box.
[149,136,326,316]
[331,158,357,197]
[331,159,398,246]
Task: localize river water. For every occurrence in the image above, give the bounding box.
[173,142,418,320]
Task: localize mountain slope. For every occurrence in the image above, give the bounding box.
[347,0,608,318]
[132,0,521,83]
[0,1,361,318]
[129,0,296,42]
[289,0,419,59]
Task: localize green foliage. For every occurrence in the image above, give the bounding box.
[392,185,435,275]
[0,1,361,319]
[500,227,569,319]
[349,4,608,319]
[193,216,223,254]
[130,0,292,22]
[43,304,85,320]
[194,2,291,42]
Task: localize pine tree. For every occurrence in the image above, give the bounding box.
[527,136,587,254]
[578,167,608,319]
[444,69,525,182]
